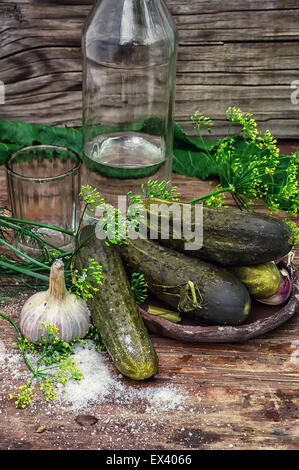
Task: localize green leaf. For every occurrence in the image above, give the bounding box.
[0,120,82,159]
[174,121,219,151]
[173,122,220,179]
[0,120,39,146]
[173,148,218,179]
[0,142,20,164]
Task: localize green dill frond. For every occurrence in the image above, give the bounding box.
[95,196,143,246]
[1,314,85,409]
[141,180,181,201]
[71,257,103,301]
[130,272,148,304]
[283,219,299,246]
[191,111,214,133]
[189,107,299,216]
[79,185,105,212]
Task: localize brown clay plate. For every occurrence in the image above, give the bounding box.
[139,261,299,343]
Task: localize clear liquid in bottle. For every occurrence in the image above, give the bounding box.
[82,0,178,207]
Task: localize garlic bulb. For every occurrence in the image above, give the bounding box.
[20,259,90,344]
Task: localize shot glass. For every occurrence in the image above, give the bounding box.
[5,145,81,258]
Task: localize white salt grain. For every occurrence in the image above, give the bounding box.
[143,386,186,413]
[55,343,117,411]
[1,339,195,417]
[0,340,5,361]
[55,341,189,414]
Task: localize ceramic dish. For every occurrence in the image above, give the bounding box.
[139,260,299,343]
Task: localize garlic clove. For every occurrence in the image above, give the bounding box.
[20,259,91,344]
[257,267,293,306]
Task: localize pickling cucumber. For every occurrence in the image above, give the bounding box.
[120,238,252,326]
[231,262,281,299]
[141,198,294,266]
[75,225,158,380]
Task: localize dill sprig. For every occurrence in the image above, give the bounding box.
[141,179,181,201]
[188,107,299,218]
[130,272,148,304]
[71,258,103,301]
[0,312,105,409]
[0,183,145,295]
[92,192,144,246]
[0,315,83,408]
[79,185,105,211]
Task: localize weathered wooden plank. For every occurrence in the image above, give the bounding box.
[1,7,299,59]
[1,82,298,137]
[1,61,299,136]
[2,42,299,79]
[175,120,299,141]
[177,70,299,86]
[1,2,299,49]
[3,0,299,7]
[1,0,299,137]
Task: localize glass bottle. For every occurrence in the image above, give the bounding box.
[82,0,178,206]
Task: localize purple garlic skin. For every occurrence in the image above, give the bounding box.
[20,259,90,344]
[257,267,293,306]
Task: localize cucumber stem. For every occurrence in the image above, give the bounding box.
[178,281,204,312]
[148,305,181,323]
[187,281,198,305]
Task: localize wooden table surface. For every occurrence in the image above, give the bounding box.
[0,151,298,451]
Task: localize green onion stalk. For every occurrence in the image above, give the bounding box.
[0,186,100,290]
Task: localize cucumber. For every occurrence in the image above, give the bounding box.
[141,198,294,266]
[231,262,281,299]
[120,238,251,326]
[75,225,158,380]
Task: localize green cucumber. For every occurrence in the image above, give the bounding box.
[231,262,281,299]
[120,238,251,326]
[75,226,158,380]
[141,198,294,266]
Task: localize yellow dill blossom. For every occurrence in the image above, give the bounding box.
[283,219,299,246]
[189,107,298,216]
[11,382,35,409]
[226,106,258,140]
[191,111,214,132]
[39,379,56,401]
[10,322,86,409]
[203,183,228,208]
[79,185,104,212]
[40,322,60,343]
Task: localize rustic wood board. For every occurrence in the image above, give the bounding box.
[1,1,299,137]
[0,154,298,451]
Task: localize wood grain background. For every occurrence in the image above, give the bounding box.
[0,0,299,138]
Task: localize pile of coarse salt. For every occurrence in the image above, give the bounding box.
[54,341,190,414]
[0,336,197,415]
